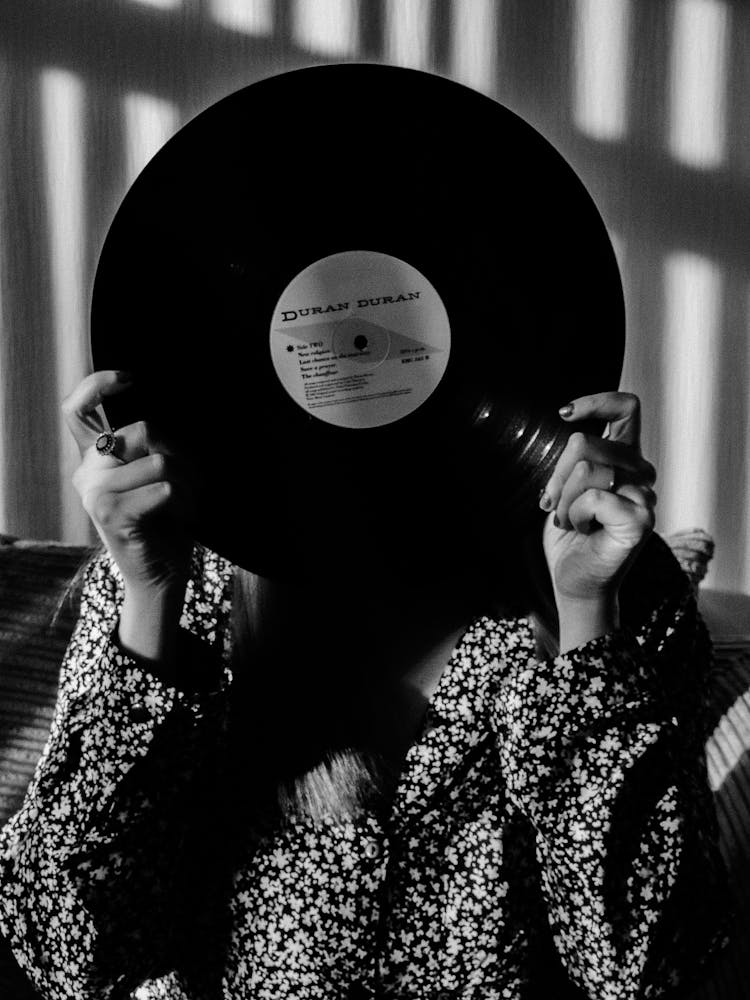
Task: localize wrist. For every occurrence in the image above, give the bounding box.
[555,590,620,654]
[119,582,185,664]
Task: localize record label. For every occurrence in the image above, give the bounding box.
[269,250,451,429]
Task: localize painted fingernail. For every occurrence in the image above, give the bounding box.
[539,489,553,512]
[116,370,133,383]
[559,402,574,418]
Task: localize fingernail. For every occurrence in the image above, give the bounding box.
[553,513,561,528]
[559,402,574,418]
[116,370,133,383]
[539,489,553,512]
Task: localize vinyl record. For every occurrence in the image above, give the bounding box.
[91,64,625,581]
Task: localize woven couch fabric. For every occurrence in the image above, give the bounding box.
[0,538,748,999]
[0,539,90,999]
[687,638,750,1000]
[0,539,89,820]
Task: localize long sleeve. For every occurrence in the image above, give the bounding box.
[0,547,234,1000]
[491,567,728,999]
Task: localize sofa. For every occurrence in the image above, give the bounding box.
[0,532,748,999]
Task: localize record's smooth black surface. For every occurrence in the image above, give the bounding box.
[91,64,625,580]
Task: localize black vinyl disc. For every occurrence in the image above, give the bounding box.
[91,64,624,581]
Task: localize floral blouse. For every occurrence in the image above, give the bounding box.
[0,544,726,1000]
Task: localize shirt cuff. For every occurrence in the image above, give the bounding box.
[57,630,227,863]
[496,627,661,760]
[110,621,228,696]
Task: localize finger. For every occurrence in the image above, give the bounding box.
[76,454,183,511]
[559,391,641,449]
[62,371,133,456]
[540,431,656,512]
[92,480,192,537]
[566,487,655,545]
[554,460,621,530]
[80,422,179,477]
[86,420,171,465]
[613,482,657,511]
[666,528,714,559]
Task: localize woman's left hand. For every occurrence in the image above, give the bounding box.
[540,391,657,607]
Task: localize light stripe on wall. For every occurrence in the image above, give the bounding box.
[572,0,632,141]
[210,0,274,35]
[660,252,721,559]
[0,155,5,534]
[40,68,89,543]
[668,0,729,169]
[131,0,181,8]
[450,0,497,95]
[385,0,431,70]
[744,291,750,594]
[123,90,179,188]
[292,0,359,56]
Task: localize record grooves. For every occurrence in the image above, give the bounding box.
[91,63,624,579]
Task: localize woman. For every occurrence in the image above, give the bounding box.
[0,371,726,999]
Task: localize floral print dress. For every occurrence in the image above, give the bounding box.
[0,544,726,999]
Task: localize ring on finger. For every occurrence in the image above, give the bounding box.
[95,430,117,457]
[605,465,617,492]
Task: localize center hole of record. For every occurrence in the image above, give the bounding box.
[354,334,368,351]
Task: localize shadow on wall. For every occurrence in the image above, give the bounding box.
[0,0,748,592]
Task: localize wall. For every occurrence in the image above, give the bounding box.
[0,0,748,591]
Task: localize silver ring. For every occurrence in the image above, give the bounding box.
[95,430,117,456]
[606,465,617,492]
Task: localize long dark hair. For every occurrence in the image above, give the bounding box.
[228,567,389,829]
[224,512,556,837]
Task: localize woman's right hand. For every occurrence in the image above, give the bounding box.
[63,370,194,661]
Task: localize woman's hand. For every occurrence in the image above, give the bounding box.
[63,371,194,661]
[538,391,657,651]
